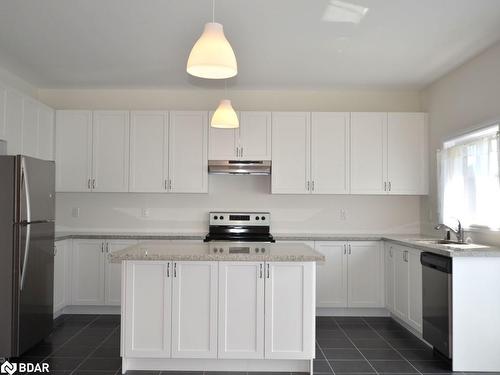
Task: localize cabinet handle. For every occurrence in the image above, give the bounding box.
[384,181,387,191]
[306,181,310,191]
[348,244,351,255]
[101,243,104,253]
[266,263,270,279]
[53,246,57,257]
[92,179,96,189]
[106,243,109,253]
[167,262,170,277]
[236,147,239,157]
[389,247,393,257]
[169,179,172,191]
[174,262,177,277]
[164,180,167,190]
[241,147,243,157]
[312,181,315,191]
[343,244,346,255]
[388,181,392,191]
[87,179,91,189]
[259,263,263,279]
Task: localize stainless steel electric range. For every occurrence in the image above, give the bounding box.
[204,211,275,243]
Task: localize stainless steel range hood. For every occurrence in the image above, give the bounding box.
[208,160,271,175]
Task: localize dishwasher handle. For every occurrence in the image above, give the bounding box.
[420,252,452,274]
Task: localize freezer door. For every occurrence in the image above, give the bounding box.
[15,221,54,356]
[18,156,55,223]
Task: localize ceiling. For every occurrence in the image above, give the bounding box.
[1,0,500,90]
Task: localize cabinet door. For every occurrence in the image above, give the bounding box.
[239,111,272,160]
[384,243,395,313]
[71,240,105,305]
[350,112,387,194]
[105,240,137,306]
[0,84,5,139]
[130,111,168,192]
[265,262,314,359]
[124,261,172,358]
[169,111,208,193]
[21,97,39,157]
[393,247,409,320]
[347,241,384,308]
[218,262,264,359]
[38,104,55,160]
[4,89,23,155]
[387,113,428,195]
[315,242,348,308]
[208,111,237,160]
[271,112,311,194]
[54,240,69,313]
[172,261,217,358]
[311,112,350,194]
[55,110,93,192]
[407,248,423,332]
[92,111,130,192]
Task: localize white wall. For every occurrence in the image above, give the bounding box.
[421,41,500,245]
[56,175,421,234]
[0,65,38,97]
[45,87,423,234]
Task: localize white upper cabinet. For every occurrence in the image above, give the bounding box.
[350,112,388,194]
[239,111,272,160]
[92,111,130,192]
[271,112,311,194]
[129,111,169,192]
[4,89,23,155]
[311,112,350,194]
[169,111,208,193]
[387,113,428,194]
[208,114,238,160]
[0,84,5,140]
[56,110,93,192]
[38,104,55,160]
[21,97,39,157]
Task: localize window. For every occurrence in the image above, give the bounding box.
[438,124,500,230]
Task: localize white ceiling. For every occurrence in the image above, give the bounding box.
[1,0,500,90]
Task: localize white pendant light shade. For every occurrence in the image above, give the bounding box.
[187,22,238,79]
[211,99,239,128]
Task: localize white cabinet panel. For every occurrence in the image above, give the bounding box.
[311,112,350,194]
[38,104,55,160]
[54,240,70,313]
[387,113,428,194]
[208,122,237,160]
[130,111,168,192]
[384,243,395,312]
[124,261,172,358]
[55,110,93,192]
[5,90,23,155]
[218,262,264,359]
[0,84,5,140]
[105,240,136,306]
[239,111,272,160]
[71,240,105,305]
[265,262,314,359]
[350,112,387,194]
[408,248,423,331]
[169,111,208,193]
[92,111,130,192]
[347,241,384,308]
[393,246,409,320]
[271,112,311,194]
[171,261,217,358]
[21,97,39,157]
[315,242,348,308]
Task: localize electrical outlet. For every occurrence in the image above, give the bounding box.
[72,207,80,218]
[141,208,150,218]
[340,209,347,221]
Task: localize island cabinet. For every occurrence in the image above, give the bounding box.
[122,260,315,371]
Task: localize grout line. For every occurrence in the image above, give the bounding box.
[334,319,380,375]
[361,317,423,375]
[316,333,336,375]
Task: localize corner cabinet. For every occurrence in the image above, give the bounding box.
[54,240,71,314]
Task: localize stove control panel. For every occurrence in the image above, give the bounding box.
[209,212,270,226]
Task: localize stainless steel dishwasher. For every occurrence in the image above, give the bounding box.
[421,252,453,359]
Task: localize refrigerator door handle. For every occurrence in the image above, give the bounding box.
[20,157,32,291]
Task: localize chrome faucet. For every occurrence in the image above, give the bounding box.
[435,219,465,243]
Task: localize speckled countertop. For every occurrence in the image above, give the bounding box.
[56,232,500,258]
[109,241,326,262]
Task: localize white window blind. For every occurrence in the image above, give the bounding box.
[438,124,500,230]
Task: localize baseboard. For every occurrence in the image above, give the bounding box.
[55,305,121,316]
[316,307,390,317]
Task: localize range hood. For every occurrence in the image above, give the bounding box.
[208,160,271,175]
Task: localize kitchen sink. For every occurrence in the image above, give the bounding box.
[415,239,487,250]
[416,239,464,245]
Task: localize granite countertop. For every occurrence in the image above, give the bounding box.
[55,232,205,241]
[109,241,326,262]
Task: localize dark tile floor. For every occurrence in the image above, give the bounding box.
[8,315,495,375]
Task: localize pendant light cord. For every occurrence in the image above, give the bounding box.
[212,0,215,22]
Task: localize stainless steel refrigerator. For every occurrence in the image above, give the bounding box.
[0,155,55,358]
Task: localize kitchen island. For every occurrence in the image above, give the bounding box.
[110,241,325,374]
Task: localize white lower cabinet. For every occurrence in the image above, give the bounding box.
[171,261,218,358]
[105,240,137,305]
[315,241,384,308]
[54,240,71,313]
[218,262,264,359]
[265,262,315,359]
[384,243,395,312]
[385,243,423,332]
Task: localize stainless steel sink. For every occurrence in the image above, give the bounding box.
[415,239,487,250]
[416,239,463,245]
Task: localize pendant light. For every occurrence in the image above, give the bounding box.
[211,80,239,128]
[187,0,237,79]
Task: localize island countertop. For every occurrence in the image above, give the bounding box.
[109,240,325,262]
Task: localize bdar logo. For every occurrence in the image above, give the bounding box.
[0,361,17,375]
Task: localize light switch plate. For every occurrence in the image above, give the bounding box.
[72,207,80,218]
